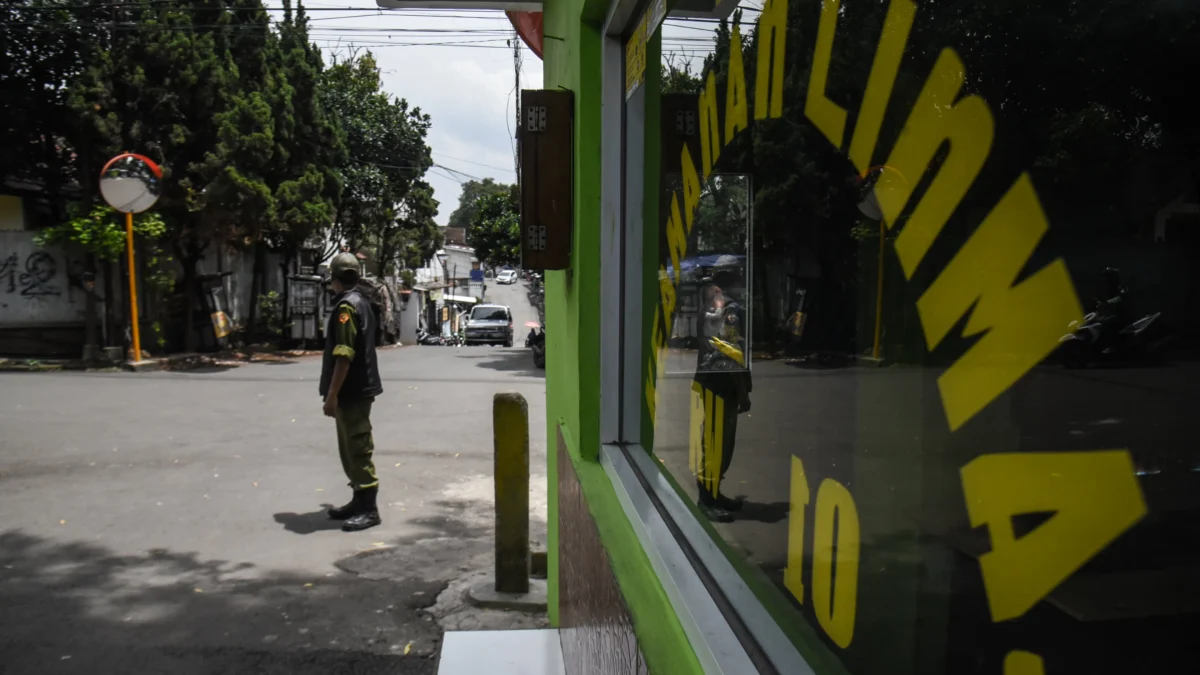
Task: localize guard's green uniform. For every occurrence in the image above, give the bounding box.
[330,302,378,490]
[320,253,384,530]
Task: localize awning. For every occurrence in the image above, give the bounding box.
[445,294,478,304]
[507,11,543,59]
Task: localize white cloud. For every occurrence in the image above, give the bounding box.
[263,2,542,223]
[254,2,742,223]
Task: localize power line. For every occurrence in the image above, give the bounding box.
[433,152,515,174]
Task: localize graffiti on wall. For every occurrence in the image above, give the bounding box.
[0,251,63,297]
[0,232,92,325]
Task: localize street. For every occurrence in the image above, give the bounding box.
[0,281,546,674]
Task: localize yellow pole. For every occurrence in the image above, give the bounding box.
[493,392,530,594]
[872,219,885,360]
[125,211,142,361]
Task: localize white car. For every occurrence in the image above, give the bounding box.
[497,270,518,284]
[464,304,514,346]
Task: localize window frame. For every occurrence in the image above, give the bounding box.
[597,1,818,673]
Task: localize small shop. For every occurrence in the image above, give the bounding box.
[393,1,1199,673]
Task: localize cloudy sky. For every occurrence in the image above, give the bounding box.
[260,2,740,224]
[258,2,540,225]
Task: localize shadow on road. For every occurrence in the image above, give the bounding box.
[458,349,545,377]
[273,508,346,535]
[163,364,240,375]
[0,530,439,674]
[730,501,790,524]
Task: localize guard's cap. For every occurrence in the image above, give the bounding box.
[329,252,361,280]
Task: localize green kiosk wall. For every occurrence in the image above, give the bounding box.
[540,0,702,672]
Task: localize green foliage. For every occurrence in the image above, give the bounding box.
[373,179,442,277]
[255,290,291,337]
[692,176,751,255]
[4,0,442,352]
[399,268,417,289]
[36,202,166,263]
[662,54,702,94]
[322,51,433,257]
[151,321,167,350]
[468,186,521,267]
[448,178,509,231]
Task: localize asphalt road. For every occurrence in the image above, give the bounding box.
[0,280,546,674]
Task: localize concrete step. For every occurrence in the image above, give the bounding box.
[436,629,564,675]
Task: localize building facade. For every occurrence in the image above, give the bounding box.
[531,0,1199,674]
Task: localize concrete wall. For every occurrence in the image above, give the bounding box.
[443,246,476,281]
[397,289,425,345]
[0,195,26,231]
[0,230,98,328]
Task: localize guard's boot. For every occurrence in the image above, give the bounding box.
[697,483,735,523]
[327,491,362,520]
[697,480,743,513]
[342,487,381,532]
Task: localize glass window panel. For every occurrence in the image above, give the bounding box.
[644,1,1200,673]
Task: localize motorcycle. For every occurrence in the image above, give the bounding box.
[527,322,546,369]
[417,329,446,346]
[1058,309,1169,368]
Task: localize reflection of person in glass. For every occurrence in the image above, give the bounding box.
[691,259,752,522]
[1094,267,1132,353]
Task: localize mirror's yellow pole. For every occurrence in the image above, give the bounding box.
[125,211,142,361]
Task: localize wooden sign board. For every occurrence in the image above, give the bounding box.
[660,93,700,264]
[519,89,574,270]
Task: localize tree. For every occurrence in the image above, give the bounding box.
[1,0,111,197]
[678,0,1198,360]
[263,1,344,335]
[662,53,702,94]
[468,186,521,268]
[447,178,509,231]
[375,179,442,280]
[320,50,432,262]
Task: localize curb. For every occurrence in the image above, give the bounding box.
[465,578,548,613]
[124,359,164,373]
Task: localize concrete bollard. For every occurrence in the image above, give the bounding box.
[493,392,530,594]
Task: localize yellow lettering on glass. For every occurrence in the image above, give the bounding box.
[645,369,657,420]
[877,48,994,277]
[681,146,701,230]
[699,72,722,179]
[754,0,788,120]
[688,382,704,483]
[666,197,688,281]
[645,311,664,419]
[812,479,861,649]
[918,174,1082,430]
[659,266,677,326]
[847,0,916,172]
[724,24,749,141]
[689,386,725,497]
[783,455,810,603]
[1004,651,1046,675]
[806,0,848,148]
[961,450,1147,622]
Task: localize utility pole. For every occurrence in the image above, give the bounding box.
[513,30,522,186]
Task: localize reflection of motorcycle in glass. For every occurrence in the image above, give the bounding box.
[1058,309,1169,368]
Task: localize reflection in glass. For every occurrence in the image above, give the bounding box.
[648,1,1200,674]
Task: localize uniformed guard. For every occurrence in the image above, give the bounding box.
[692,259,752,523]
[320,252,384,532]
